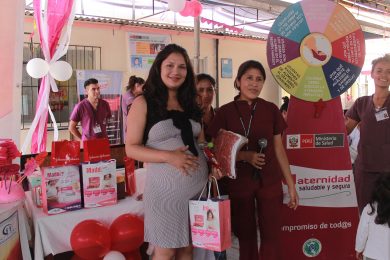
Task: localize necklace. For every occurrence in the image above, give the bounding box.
[373,93,389,111]
[234,101,257,150]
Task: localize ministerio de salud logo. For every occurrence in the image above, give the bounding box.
[303,238,322,257]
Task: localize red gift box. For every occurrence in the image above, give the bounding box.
[51,140,80,166]
[83,138,111,162]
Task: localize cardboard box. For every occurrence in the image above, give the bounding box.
[81,160,117,208]
[41,165,82,215]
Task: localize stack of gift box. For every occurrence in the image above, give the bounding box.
[28,138,136,215]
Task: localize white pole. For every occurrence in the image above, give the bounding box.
[194,16,200,74]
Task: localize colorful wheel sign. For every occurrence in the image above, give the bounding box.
[266,0,365,102]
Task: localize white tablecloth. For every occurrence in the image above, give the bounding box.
[0,198,32,260]
[24,191,144,259]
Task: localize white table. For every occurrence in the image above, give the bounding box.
[0,198,32,260]
[24,191,144,259]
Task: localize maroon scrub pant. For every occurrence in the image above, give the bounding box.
[224,179,283,260]
[353,167,384,214]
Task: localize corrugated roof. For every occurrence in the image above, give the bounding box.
[24,10,267,41]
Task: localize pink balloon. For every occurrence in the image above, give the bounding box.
[179,1,192,17]
[192,1,203,17]
[179,0,203,17]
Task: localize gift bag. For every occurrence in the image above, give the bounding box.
[51,140,80,166]
[189,177,231,252]
[124,157,136,196]
[116,168,126,200]
[83,138,111,162]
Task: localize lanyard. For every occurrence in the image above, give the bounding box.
[234,101,257,142]
[88,100,99,125]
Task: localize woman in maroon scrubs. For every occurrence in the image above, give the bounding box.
[345,54,390,213]
[207,60,298,260]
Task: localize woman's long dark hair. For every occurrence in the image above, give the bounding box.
[368,172,390,226]
[143,44,202,121]
[126,75,145,92]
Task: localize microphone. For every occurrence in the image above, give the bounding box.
[253,138,267,180]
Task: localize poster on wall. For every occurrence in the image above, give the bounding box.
[128,33,171,71]
[76,70,123,145]
[221,58,233,78]
[0,210,22,260]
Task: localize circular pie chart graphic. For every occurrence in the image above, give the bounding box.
[266,0,365,102]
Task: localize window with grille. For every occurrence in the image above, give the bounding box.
[21,41,102,130]
[190,57,208,74]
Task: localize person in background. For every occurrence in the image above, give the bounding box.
[345,53,390,213]
[125,44,208,260]
[348,123,360,165]
[69,78,112,141]
[122,75,145,135]
[279,96,289,122]
[207,60,298,260]
[344,109,360,165]
[355,173,390,260]
[195,73,226,260]
[196,73,216,142]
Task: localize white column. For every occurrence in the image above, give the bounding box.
[0,0,24,146]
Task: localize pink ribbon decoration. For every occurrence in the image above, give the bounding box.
[22,0,76,154]
[200,17,244,33]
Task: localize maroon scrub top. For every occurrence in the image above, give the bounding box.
[207,97,287,186]
[70,98,112,141]
[346,95,390,172]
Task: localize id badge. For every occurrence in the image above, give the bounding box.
[375,108,389,122]
[93,124,102,134]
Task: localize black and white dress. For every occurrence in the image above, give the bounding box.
[143,110,208,248]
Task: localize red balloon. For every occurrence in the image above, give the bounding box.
[70,220,111,259]
[110,214,144,253]
[124,250,142,260]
